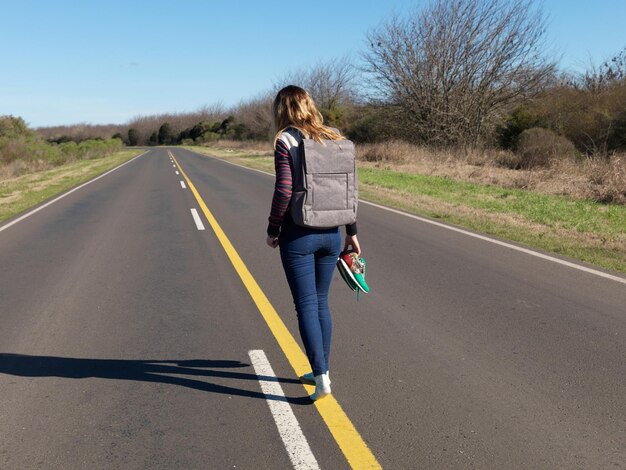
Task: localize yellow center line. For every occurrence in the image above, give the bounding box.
[169,150,381,469]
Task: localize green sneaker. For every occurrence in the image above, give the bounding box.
[337,250,370,294]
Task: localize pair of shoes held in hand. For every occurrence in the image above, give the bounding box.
[337,250,370,294]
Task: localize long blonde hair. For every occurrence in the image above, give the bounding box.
[272,85,344,148]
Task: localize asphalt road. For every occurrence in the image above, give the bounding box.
[1,148,624,469]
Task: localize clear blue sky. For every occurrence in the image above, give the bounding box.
[1,0,625,128]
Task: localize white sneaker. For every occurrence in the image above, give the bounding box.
[301,371,330,385]
[310,373,331,401]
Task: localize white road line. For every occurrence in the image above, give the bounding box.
[248,350,319,470]
[180,180,186,189]
[172,164,176,167]
[189,151,626,285]
[175,171,179,175]
[0,151,148,234]
[190,208,205,230]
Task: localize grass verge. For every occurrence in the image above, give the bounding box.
[0,150,142,224]
[185,145,625,274]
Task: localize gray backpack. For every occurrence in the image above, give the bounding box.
[279,128,358,228]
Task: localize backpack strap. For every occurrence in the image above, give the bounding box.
[277,127,300,149]
[277,128,305,191]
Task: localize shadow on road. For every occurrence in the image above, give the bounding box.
[0,353,311,405]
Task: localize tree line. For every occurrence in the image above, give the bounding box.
[36,0,626,165]
[0,115,123,171]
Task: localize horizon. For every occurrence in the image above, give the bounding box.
[2,0,625,128]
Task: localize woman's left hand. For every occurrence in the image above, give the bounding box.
[266,236,279,249]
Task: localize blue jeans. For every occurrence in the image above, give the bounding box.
[279,222,342,376]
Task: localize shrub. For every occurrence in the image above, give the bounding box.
[0,137,29,164]
[357,140,415,164]
[496,106,539,149]
[0,116,51,165]
[1,115,151,179]
[346,105,401,143]
[0,115,31,139]
[583,155,626,203]
[503,128,578,169]
[58,141,78,156]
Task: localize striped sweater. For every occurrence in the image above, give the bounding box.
[267,138,358,237]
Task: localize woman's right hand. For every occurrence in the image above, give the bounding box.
[343,234,361,257]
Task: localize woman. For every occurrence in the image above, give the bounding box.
[266,85,361,401]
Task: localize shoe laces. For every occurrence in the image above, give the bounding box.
[349,254,366,301]
[350,254,366,275]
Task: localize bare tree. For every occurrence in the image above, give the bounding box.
[230,92,274,140]
[276,56,357,126]
[363,0,556,147]
[579,46,626,92]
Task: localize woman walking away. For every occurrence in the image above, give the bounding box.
[265,85,361,401]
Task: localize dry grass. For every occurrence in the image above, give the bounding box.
[0,159,53,179]
[356,141,626,204]
[0,166,83,205]
[190,138,625,204]
[0,150,140,223]
[197,139,272,153]
[509,127,578,169]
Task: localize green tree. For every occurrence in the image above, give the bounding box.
[0,115,31,138]
[189,121,213,140]
[127,128,138,146]
[216,116,235,134]
[158,122,174,145]
[148,131,158,146]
